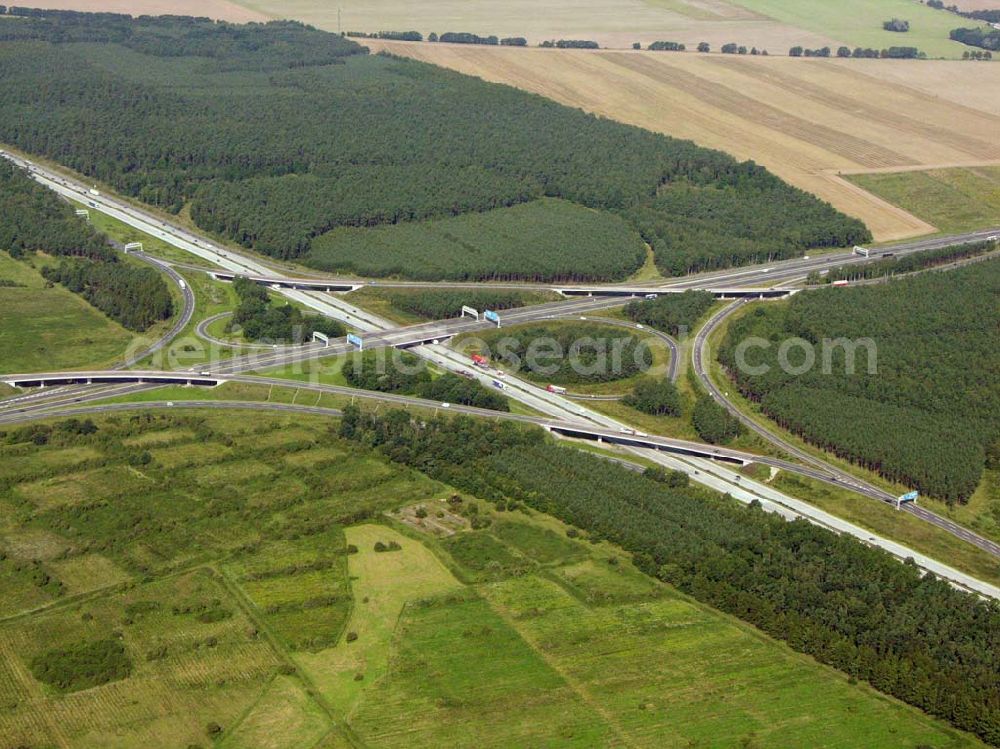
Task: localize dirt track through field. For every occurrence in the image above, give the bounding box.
[379,41,1000,241]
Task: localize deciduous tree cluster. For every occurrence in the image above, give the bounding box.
[342,351,509,411]
[623,290,715,337]
[229,276,345,343]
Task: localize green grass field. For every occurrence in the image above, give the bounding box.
[729,0,978,57]
[0,253,137,374]
[71,199,217,270]
[0,409,985,747]
[849,166,1000,235]
[346,516,978,748]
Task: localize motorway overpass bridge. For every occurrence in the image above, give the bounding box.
[209,272,360,292]
[3,370,751,465]
[4,371,226,388]
[553,286,793,299]
[207,271,793,300]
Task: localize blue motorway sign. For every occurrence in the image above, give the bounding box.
[484,310,500,324]
[900,491,919,502]
[347,333,363,349]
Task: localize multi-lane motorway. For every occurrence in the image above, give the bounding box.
[4,150,1000,599]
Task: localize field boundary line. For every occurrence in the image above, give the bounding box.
[832,160,1000,176]
[818,172,937,238]
[211,563,366,748]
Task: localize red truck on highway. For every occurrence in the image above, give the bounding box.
[471,354,489,368]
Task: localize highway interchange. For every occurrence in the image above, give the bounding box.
[4,151,1000,599]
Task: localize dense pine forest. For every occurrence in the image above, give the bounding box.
[0,161,111,262]
[0,10,868,280]
[0,160,172,331]
[339,406,1000,746]
[719,260,1000,502]
[307,200,647,282]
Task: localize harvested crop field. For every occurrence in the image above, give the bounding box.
[375,41,1000,240]
[235,0,835,52]
[10,0,267,21]
[842,60,1000,118]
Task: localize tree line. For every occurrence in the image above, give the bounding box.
[647,41,685,51]
[950,27,1000,52]
[927,0,1000,43]
[793,44,923,58]
[0,12,869,280]
[42,261,173,332]
[540,39,600,49]
[0,161,172,331]
[346,30,422,41]
[719,260,1000,502]
[337,406,1000,746]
